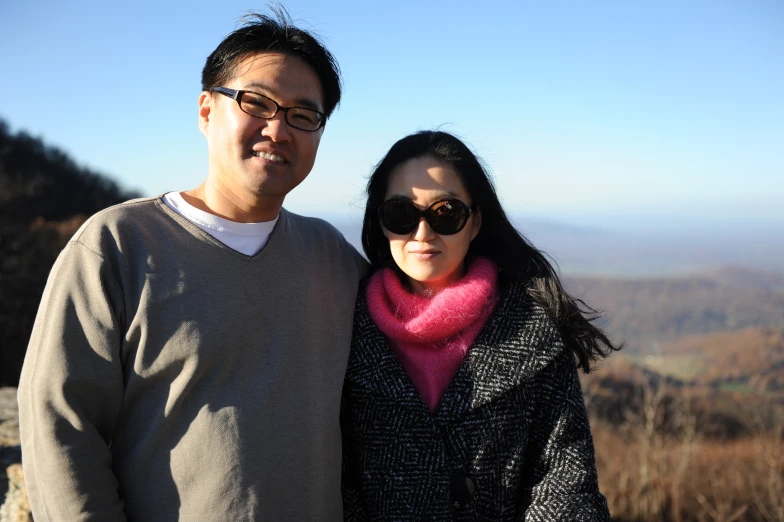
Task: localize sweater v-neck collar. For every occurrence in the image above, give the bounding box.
[155,196,285,261]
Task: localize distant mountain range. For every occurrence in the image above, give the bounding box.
[332,216,784,277]
[565,267,784,351]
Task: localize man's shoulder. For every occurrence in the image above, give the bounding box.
[280,209,369,275]
[77,195,161,226]
[280,208,354,248]
[281,208,342,235]
[69,196,170,248]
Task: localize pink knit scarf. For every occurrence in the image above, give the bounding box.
[366,257,499,413]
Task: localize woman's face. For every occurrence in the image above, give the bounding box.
[383,156,481,295]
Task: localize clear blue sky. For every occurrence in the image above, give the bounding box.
[1,0,782,232]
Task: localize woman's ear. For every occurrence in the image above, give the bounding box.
[470,208,482,241]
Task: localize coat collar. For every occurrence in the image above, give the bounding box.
[346,277,566,422]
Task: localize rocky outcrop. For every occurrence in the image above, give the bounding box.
[0,387,30,522]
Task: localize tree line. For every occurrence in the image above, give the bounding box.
[0,118,140,386]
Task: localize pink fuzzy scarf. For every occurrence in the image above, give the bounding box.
[366,257,499,412]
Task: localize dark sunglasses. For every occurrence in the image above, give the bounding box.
[379,198,475,235]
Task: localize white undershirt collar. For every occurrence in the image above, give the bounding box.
[163,192,278,256]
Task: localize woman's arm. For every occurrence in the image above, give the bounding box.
[340,385,369,522]
[522,344,610,522]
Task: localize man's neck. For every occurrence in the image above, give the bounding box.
[183,181,281,223]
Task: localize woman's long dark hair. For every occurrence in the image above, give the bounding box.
[362,130,621,372]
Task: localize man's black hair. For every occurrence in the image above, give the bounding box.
[201,6,342,119]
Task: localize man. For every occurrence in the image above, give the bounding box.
[18,10,366,521]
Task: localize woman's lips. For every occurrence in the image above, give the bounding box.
[409,250,440,259]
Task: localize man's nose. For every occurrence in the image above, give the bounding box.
[261,112,293,142]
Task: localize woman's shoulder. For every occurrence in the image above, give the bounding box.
[492,273,552,326]
[481,273,568,375]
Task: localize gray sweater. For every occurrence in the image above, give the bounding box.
[18,197,367,521]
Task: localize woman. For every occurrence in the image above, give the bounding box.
[341,130,618,521]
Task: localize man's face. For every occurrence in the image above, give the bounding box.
[199,52,324,207]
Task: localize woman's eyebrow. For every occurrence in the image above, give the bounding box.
[386,192,462,204]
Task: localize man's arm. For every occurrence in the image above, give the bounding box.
[521,345,610,522]
[18,241,127,521]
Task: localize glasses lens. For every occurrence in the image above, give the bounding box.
[286,108,323,131]
[426,199,470,235]
[239,92,277,118]
[380,200,420,234]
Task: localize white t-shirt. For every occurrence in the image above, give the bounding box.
[163,191,278,256]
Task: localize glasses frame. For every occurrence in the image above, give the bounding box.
[378,198,476,236]
[210,86,326,132]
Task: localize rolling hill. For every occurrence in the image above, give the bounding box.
[565,270,784,351]
[643,327,784,393]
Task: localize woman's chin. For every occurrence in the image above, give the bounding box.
[404,270,463,295]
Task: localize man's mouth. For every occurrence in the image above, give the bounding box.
[253,151,286,163]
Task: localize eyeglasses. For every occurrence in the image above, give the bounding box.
[379,198,475,235]
[210,87,326,132]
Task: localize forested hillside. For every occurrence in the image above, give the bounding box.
[565,270,784,350]
[0,119,140,386]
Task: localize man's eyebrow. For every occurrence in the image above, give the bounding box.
[241,82,323,112]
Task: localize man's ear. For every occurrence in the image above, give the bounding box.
[198,91,212,136]
[470,208,482,241]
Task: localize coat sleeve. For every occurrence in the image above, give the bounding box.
[521,343,610,522]
[17,241,127,521]
[340,382,369,522]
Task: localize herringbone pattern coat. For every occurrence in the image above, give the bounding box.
[341,278,610,521]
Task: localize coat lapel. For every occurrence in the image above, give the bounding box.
[347,299,431,414]
[434,281,563,421]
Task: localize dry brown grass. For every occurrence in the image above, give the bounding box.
[590,380,784,522]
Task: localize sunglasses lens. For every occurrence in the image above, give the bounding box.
[380,200,420,234]
[427,199,470,235]
[380,199,472,235]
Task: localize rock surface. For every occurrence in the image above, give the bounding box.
[0,387,30,522]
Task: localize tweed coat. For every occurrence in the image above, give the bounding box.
[341,276,610,521]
